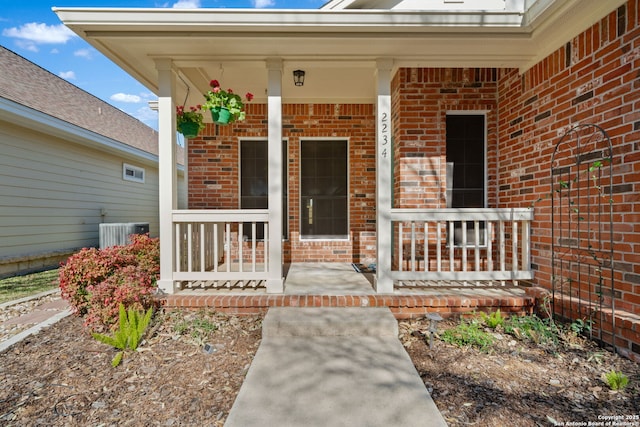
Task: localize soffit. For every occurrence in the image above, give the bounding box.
[54,0,624,106]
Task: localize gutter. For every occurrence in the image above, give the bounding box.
[0,97,159,167]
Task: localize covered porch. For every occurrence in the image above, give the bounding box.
[56,2,605,297]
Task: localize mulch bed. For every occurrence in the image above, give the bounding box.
[1,307,638,426]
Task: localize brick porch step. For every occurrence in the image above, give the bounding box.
[161,290,536,319]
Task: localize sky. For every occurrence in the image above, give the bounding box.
[0,0,325,131]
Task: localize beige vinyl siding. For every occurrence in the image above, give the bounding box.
[0,122,160,259]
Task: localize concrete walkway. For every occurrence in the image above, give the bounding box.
[0,295,72,353]
[225,307,447,427]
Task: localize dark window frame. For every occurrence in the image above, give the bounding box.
[446,114,487,247]
[239,139,288,240]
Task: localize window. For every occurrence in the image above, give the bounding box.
[123,163,145,183]
[446,114,486,246]
[240,140,288,240]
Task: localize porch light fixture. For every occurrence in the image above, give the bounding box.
[293,70,305,86]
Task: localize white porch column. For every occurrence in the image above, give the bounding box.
[375,58,394,293]
[266,58,284,293]
[155,59,178,294]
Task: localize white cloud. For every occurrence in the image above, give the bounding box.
[2,22,77,44]
[111,93,142,103]
[253,0,275,7]
[172,0,201,8]
[59,71,76,80]
[74,48,93,59]
[50,48,60,54]
[133,105,159,128]
[16,39,39,52]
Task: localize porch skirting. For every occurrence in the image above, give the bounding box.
[161,289,537,319]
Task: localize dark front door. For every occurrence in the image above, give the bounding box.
[300,140,348,239]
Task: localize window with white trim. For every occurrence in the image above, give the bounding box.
[123,163,145,183]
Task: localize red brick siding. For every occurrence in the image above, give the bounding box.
[184,1,640,356]
[187,103,377,264]
[497,1,640,354]
[392,67,499,209]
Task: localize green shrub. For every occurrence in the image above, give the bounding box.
[480,309,505,329]
[92,303,154,367]
[59,234,159,331]
[441,319,494,352]
[604,370,629,391]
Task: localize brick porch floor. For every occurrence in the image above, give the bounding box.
[161,288,539,319]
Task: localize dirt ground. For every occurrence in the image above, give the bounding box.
[401,318,640,427]
[1,307,638,426]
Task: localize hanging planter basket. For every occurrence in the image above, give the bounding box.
[177,122,201,138]
[211,106,232,125]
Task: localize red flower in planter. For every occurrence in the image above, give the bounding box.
[203,78,253,123]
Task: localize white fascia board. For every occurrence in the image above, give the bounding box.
[0,97,158,167]
[54,8,526,32]
[320,0,358,10]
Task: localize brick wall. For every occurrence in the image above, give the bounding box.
[497,1,640,355]
[184,0,640,355]
[187,103,377,264]
[392,67,499,209]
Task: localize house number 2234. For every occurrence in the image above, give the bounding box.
[380,112,389,158]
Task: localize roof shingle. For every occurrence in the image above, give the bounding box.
[0,46,158,156]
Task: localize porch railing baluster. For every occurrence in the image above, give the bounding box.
[398,222,404,272]
[448,221,454,272]
[200,223,205,272]
[487,221,493,272]
[251,222,256,273]
[424,222,428,272]
[225,223,231,273]
[436,222,442,272]
[499,220,506,273]
[213,223,218,273]
[187,223,193,273]
[411,221,416,272]
[461,220,467,272]
[175,223,181,273]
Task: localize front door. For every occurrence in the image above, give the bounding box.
[300,139,348,239]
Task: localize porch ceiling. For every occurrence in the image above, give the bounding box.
[54,0,623,107]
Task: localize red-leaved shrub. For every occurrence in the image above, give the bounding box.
[59,234,160,331]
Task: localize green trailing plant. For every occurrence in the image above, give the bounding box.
[441,319,494,352]
[504,314,559,346]
[480,309,505,329]
[171,311,218,346]
[91,304,153,367]
[569,318,593,336]
[603,370,629,391]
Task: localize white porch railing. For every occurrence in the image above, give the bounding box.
[390,208,534,284]
[172,209,269,288]
[170,207,533,291]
